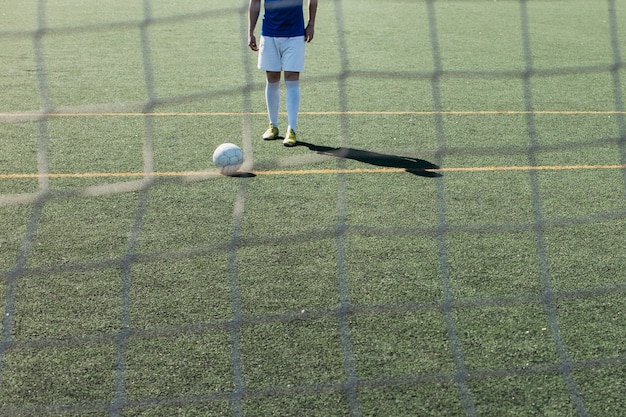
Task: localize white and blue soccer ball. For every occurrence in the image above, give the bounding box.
[212,143,243,175]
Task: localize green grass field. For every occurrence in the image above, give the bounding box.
[1,0,626,416]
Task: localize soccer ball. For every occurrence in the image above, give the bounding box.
[212,143,244,175]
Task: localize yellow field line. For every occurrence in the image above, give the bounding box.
[1,110,626,119]
[2,164,625,180]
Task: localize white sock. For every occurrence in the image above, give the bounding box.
[285,80,300,132]
[265,80,280,127]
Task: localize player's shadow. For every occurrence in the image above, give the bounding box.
[297,142,441,177]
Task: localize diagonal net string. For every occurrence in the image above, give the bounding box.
[519,0,589,415]
[426,1,477,415]
[0,0,52,392]
[331,0,363,415]
[606,0,626,194]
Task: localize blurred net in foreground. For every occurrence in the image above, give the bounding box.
[1,1,626,416]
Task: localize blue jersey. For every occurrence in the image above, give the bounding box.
[261,0,305,38]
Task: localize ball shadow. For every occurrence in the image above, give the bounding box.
[230,172,257,178]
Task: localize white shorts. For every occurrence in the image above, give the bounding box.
[258,35,306,73]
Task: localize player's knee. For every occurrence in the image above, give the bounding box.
[266,71,281,83]
[284,71,300,82]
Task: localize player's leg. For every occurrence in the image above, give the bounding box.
[264,71,281,139]
[283,71,300,146]
[281,36,306,147]
[258,36,282,140]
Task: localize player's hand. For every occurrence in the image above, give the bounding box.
[305,24,314,43]
[248,34,258,51]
